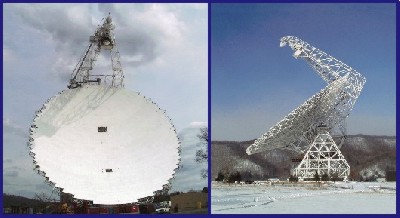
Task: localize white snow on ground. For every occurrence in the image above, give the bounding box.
[212,182,396,214]
[31,85,180,204]
[169,123,207,193]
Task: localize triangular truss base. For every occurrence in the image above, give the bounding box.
[293,128,350,181]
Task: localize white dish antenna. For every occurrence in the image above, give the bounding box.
[29,85,179,204]
[246,36,365,181]
[28,15,180,204]
[247,36,366,155]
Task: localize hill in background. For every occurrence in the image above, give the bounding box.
[3,193,43,209]
[211,135,396,181]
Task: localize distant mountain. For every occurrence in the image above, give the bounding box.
[211,135,396,181]
[3,193,42,208]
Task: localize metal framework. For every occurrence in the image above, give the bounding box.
[246,36,366,180]
[293,126,350,181]
[68,14,124,89]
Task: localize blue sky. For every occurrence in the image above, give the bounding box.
[211,3,396,141]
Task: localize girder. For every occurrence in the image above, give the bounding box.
[68,14,124,89]
[293,128,350,181]
[246,36,366,155]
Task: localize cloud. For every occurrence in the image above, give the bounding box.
[6,4,91,82]
[5,4,208,133]
[3,117,28,138]
[3,159,13,164]
[9,3,196,82]
[189,121,207,127]
[4,171,19,177]
[13,4,92,52]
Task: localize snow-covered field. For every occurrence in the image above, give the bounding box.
[211,182,396,214]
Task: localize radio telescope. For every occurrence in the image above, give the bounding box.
[246,36,366,181]
[28,14,180,204]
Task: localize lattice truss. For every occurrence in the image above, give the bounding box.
[68,14,124,89]
[246,36,366,155]
[293,127,350,180]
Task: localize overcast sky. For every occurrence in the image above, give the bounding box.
[170,123,208,193]
[3,3,207,199]
[211,3,396,141]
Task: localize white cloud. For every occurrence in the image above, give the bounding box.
[190,122,207,127]
[133,4,185,42]
[3,117,27,138]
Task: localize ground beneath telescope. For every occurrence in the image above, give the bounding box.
[211,181,396,214]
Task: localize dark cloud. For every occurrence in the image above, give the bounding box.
[10,4,92,82]
[116,29,158,67]
[14,4,92,55]
[11,3,167,79]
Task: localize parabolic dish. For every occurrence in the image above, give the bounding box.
[246,36,365,155]
[29,85,180,204]
[246,75,351,155]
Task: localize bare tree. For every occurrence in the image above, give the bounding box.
[196,126,208,178]
[195,149,207,163]
[34,192,56,202]
[200,169,208,179]
[198,126,208,143]
[34,192,58,213]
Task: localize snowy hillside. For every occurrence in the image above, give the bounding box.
[169,123,208,193]
[212,135,396,181]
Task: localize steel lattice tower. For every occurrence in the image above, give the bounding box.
[68,14,124,89]
[246,36,366,181]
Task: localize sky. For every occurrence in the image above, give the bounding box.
[211,3,396,141]
[170,123,208,193]
[3,3,207,198]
